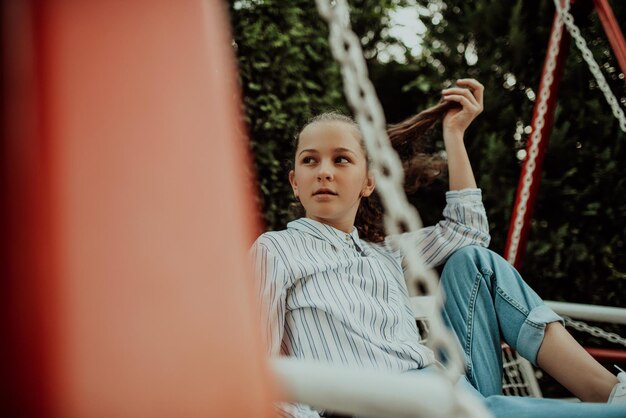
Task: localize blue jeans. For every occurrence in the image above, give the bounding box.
[437,246,626,418]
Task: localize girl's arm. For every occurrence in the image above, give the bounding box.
[393,79,488,269]
[440,78,484,191]
[250,237,290,356]
[404,188,491,269]
[250,238,323,418]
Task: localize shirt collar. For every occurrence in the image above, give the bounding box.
[287,218,364,250]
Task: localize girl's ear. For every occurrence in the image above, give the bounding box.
[361,170,376,197]
[289,170,299,197]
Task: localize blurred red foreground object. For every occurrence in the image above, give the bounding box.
[1,1,276,417]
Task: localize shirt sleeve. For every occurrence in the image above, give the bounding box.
[251,238,322,417]
[406,188,491,268]
[250,236,291,356]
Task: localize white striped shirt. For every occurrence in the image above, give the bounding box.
[250,188,490,417]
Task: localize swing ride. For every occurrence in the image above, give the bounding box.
[1,0,625,417]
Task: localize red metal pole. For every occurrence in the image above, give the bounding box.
[586,347,626,363]
[594,0,626,77]
[505,10,571,269]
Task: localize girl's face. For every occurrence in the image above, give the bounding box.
[289,121,375,233]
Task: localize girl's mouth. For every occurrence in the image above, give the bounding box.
[313,189,338,196]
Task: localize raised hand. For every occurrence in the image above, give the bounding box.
[441,78,484,139]
[439,78,483,190]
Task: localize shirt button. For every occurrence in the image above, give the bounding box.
[345,235,350,241]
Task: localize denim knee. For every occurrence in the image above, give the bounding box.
[440,245,563,366]
[446,245,490,263]
[443,245,496,272]
[440,246,494,290]
[517,305,563,365]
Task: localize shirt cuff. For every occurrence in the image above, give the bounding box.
[444,188,482,203]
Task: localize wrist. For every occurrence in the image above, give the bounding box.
[443,128,465,143]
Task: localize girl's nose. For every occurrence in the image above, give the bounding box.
[317,161,334,181]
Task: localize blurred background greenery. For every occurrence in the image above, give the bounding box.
[227,0,625,396]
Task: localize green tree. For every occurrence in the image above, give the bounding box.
[229,0,343,230]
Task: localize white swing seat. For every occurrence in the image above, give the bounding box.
[270,357,491,418]
[268,296,626,416]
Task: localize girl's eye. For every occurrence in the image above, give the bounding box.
[335,156,351,164]
[301,156,316,164]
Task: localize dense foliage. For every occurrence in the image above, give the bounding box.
[228,0,625,310]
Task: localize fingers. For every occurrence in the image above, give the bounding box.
[441,94,478,115]
[441,79,484,115]
[442,87,479,109]
[442,90,482,116]
[455,78,484,108]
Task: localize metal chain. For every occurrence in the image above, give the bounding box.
[553,0,626,132]
[314,1,487,417]
[564,317,626,347]
[506,7,565,265]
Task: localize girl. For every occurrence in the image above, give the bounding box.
[250,78,626,417]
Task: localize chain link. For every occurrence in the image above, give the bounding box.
[314,1,488,417]
[564,317,626,347]
[553,0,626,132]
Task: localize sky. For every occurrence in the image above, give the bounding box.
[382,5,478,66]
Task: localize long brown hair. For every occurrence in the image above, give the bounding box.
[292,100,460,242]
